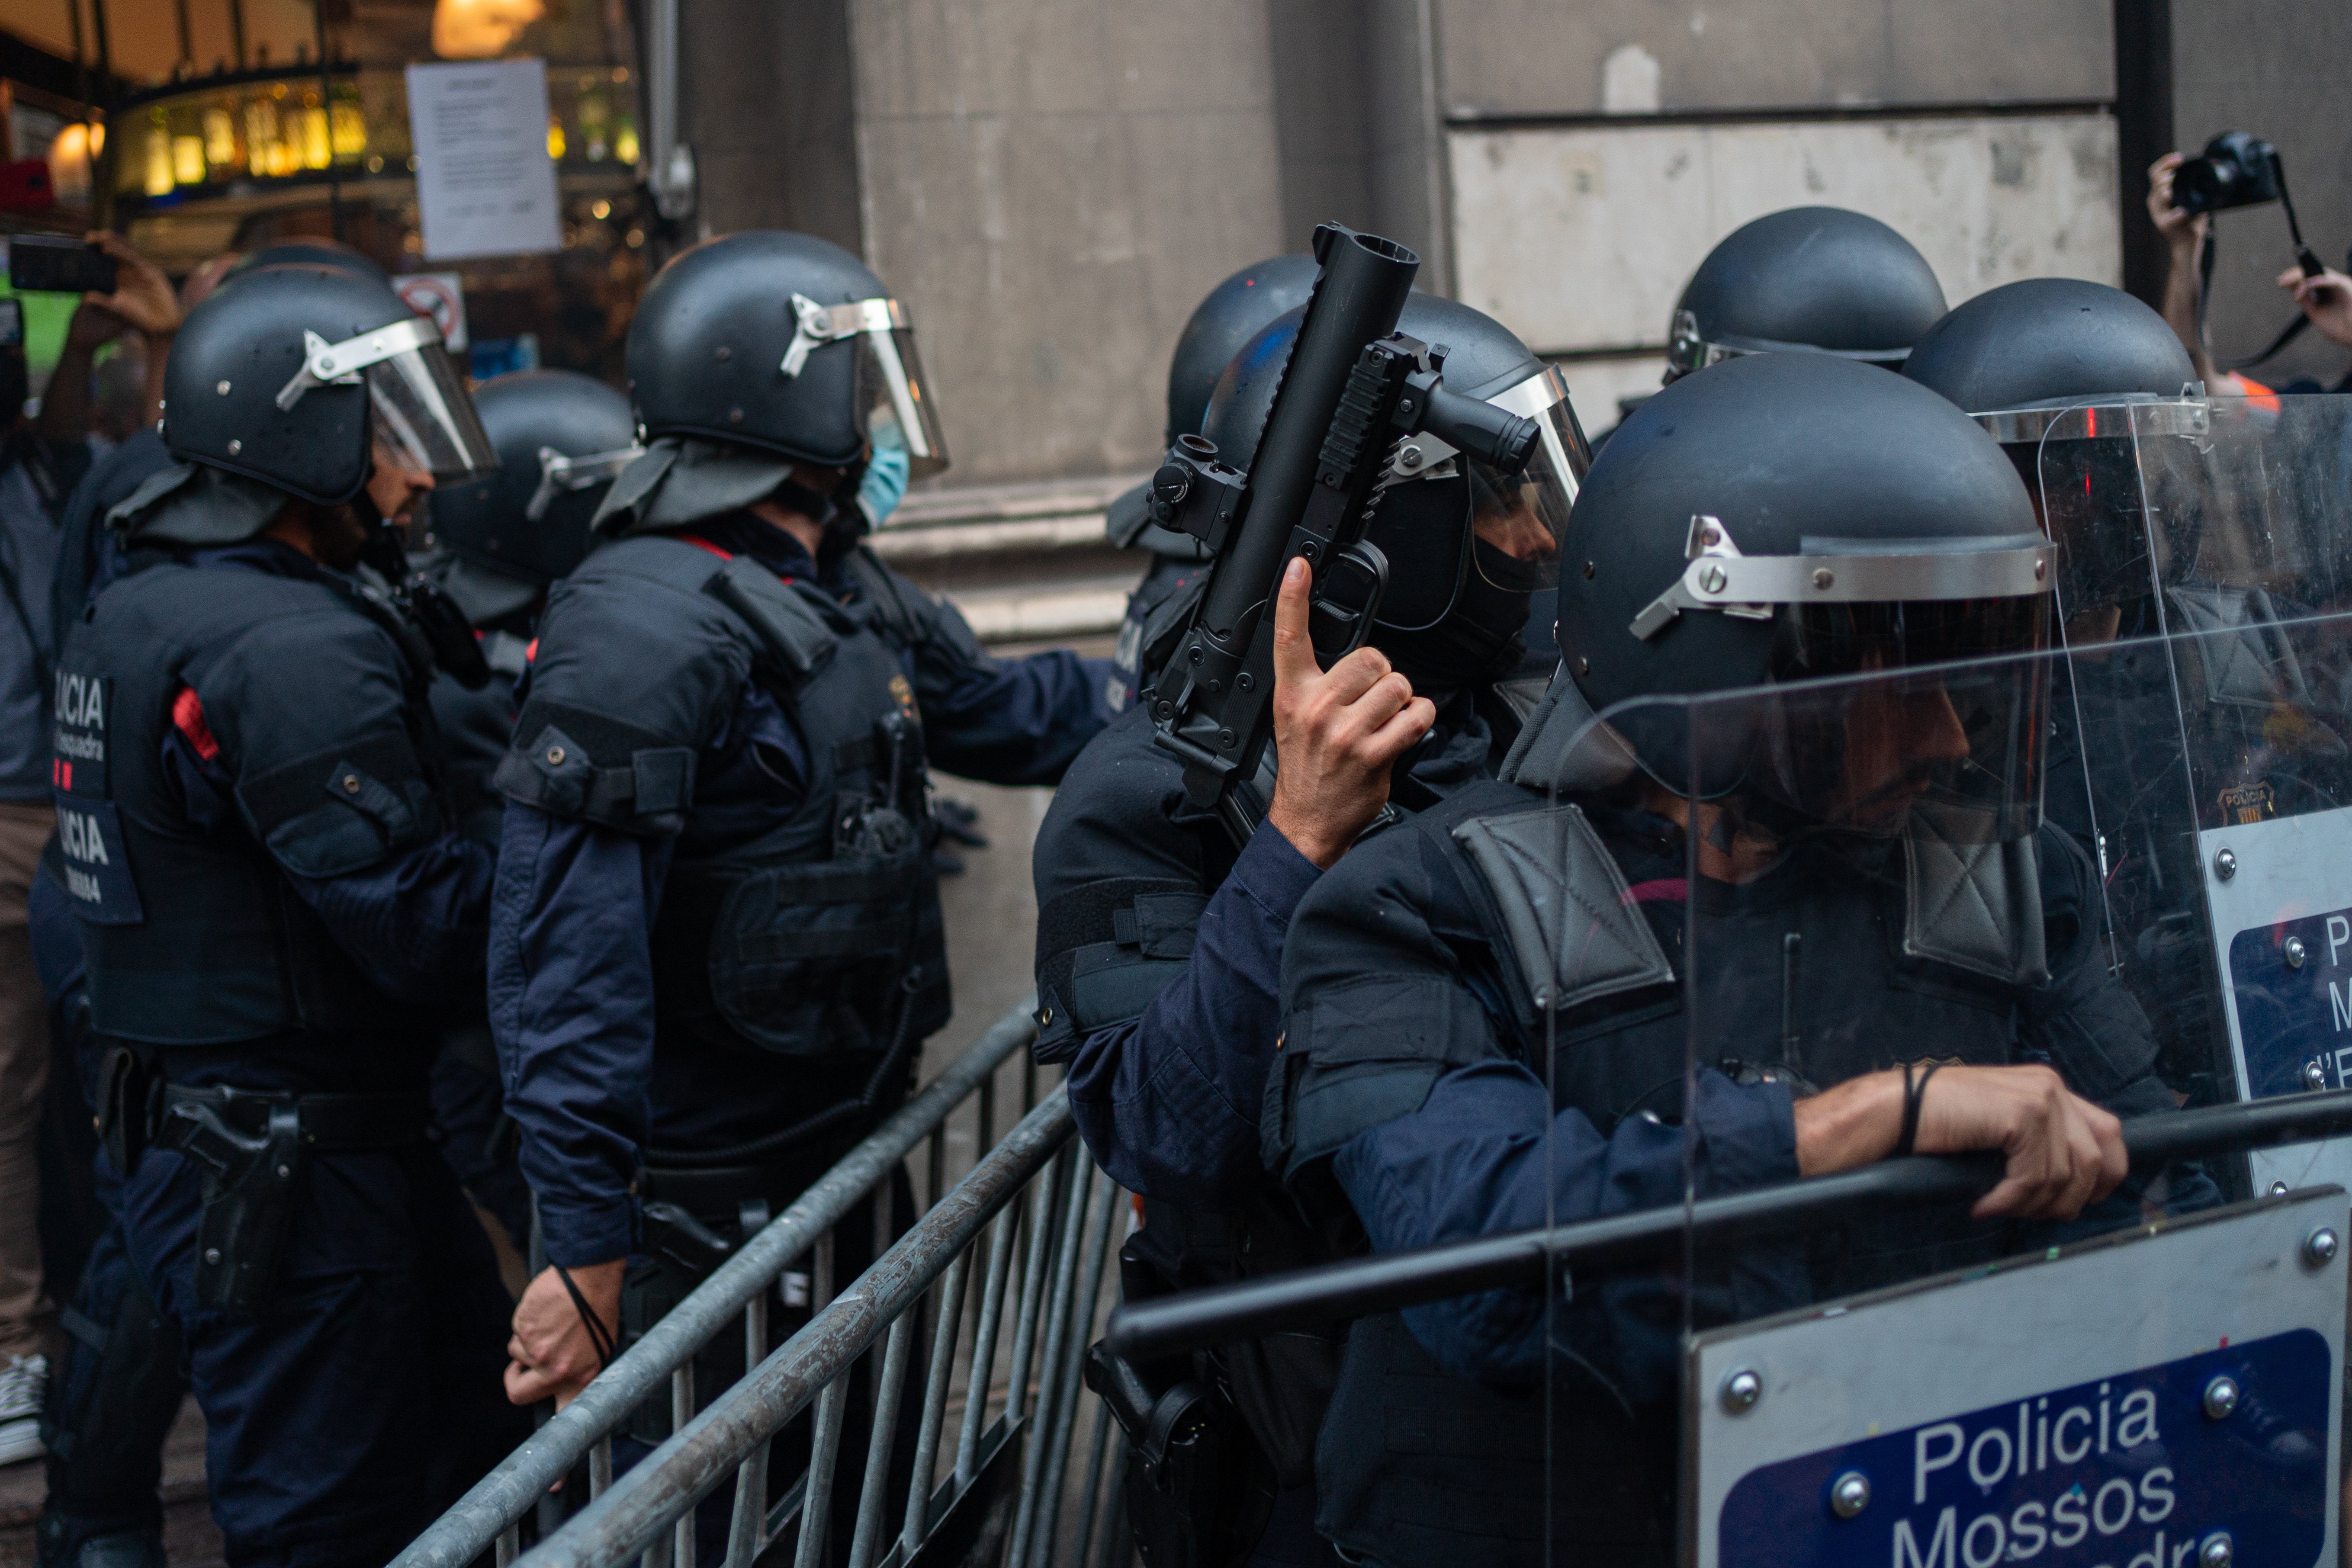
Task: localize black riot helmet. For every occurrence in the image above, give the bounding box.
[1110,254,1320,559]
[1902,279,2196,418]
[427,370,639,625]
[1559,353,2053,834]
[162,262,495,506]
[1165,255,1317,443]
[1201,294,1588,677]
[1665,207,1947,382]
[624,230,948,479]
[1903,279,2201,616]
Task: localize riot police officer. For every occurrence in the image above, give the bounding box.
[421,369,639,1250]
[1262,353,2172,1567]
[1035,294,1584,1565]
[1902,281,2232,1099]
[491,232,1109,1433]
[51,261,529,1568]
[1662,206,1947,383]
[1103,256,1316,713]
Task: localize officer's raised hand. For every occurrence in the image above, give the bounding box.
[1793,1063,2128,1222]
[504,1260,624,1410]
[1266,555,1436,868]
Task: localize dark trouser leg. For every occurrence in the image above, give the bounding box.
[609,1172,924,1568]
[120,1143,530,1568]
[36,1192,185,1568]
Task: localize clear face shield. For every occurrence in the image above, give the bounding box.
[1569,623,2336,1568]
[1622,521,2056,841]
[783,293,951,479]
[1362,365,1587,631]
[274,315,498,480]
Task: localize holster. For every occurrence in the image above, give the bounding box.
[1085,1244,1279,1568]
[151,1083,431,1319]
[157,1096,303,1318]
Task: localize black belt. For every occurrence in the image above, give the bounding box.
[638,1150,839,1218]
[156,1084,431,1153]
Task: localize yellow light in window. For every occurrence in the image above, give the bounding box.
[144,127,174,196]
[546,116,565,159]
[331,104,365,157]
[202,108,236,167]
[299,106,329,169]
[612,121,638,165]
[172,134,205,184]
[244,102,276,175]
[590,197,610,219]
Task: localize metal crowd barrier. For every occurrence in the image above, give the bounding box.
[392,997,1133,1568]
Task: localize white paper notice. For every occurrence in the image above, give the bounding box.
[405,59,561,262]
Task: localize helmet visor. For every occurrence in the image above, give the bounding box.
[1751,594,2051,840]
[1367,366,1590,630]
[850,312,950,480]
[366,344,497,481]
[1469,366,1586,596]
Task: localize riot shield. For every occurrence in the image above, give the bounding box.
[2040,394,2352,1194]
[1539,642,2347,1566]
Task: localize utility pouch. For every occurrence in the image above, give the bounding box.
[160,1098,303,1318]
[641,1199,733,1279]
[1083,1339,1277,1568]
[95,1046,157,1177]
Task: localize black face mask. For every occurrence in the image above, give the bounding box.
[1377,539,1532,698]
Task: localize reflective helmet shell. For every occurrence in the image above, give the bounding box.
[1200,292,1547,465]
[1200,294,1553,637]
[1559,352,2037,712]
[625,230,895,469]
[429,369,635,586]
[1900,277,2197,415]
[1671,207,1947,376]
[1163,255,1318,443]
[163,262,426,505]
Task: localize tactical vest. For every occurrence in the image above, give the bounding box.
[1289,690,2061,1567]
[499,537,951,1065]
[53,558,445,1048]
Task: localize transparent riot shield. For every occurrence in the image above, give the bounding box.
[1565,644,2351,1568]
[2041,394,2352,1196]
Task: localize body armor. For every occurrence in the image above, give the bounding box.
[497,533,951,1067]
[1263,704,2133,1565]
[54,548,446,1049]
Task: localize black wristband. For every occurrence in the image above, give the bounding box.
[553,1263,617,1370]
[1893,1060,1943,1159]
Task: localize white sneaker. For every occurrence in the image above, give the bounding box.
[0,1352,47,1465]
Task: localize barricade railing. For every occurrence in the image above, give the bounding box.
[506,1082,1123,1568]
[390,998,1092,1568]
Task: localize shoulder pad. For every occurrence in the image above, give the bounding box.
[1032,874,1207,1063]
[1901,803,2048,986]
[707,553,841,684]
[198,601,440,876]
[1450,802,1674,1023]
[496,539,742,833]
[2164,585,2317,710]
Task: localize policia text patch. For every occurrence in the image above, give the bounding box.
[51,669,143,925]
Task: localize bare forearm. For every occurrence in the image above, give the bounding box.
[2158,242,2219,387]
[1792,1070,1903,1174]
